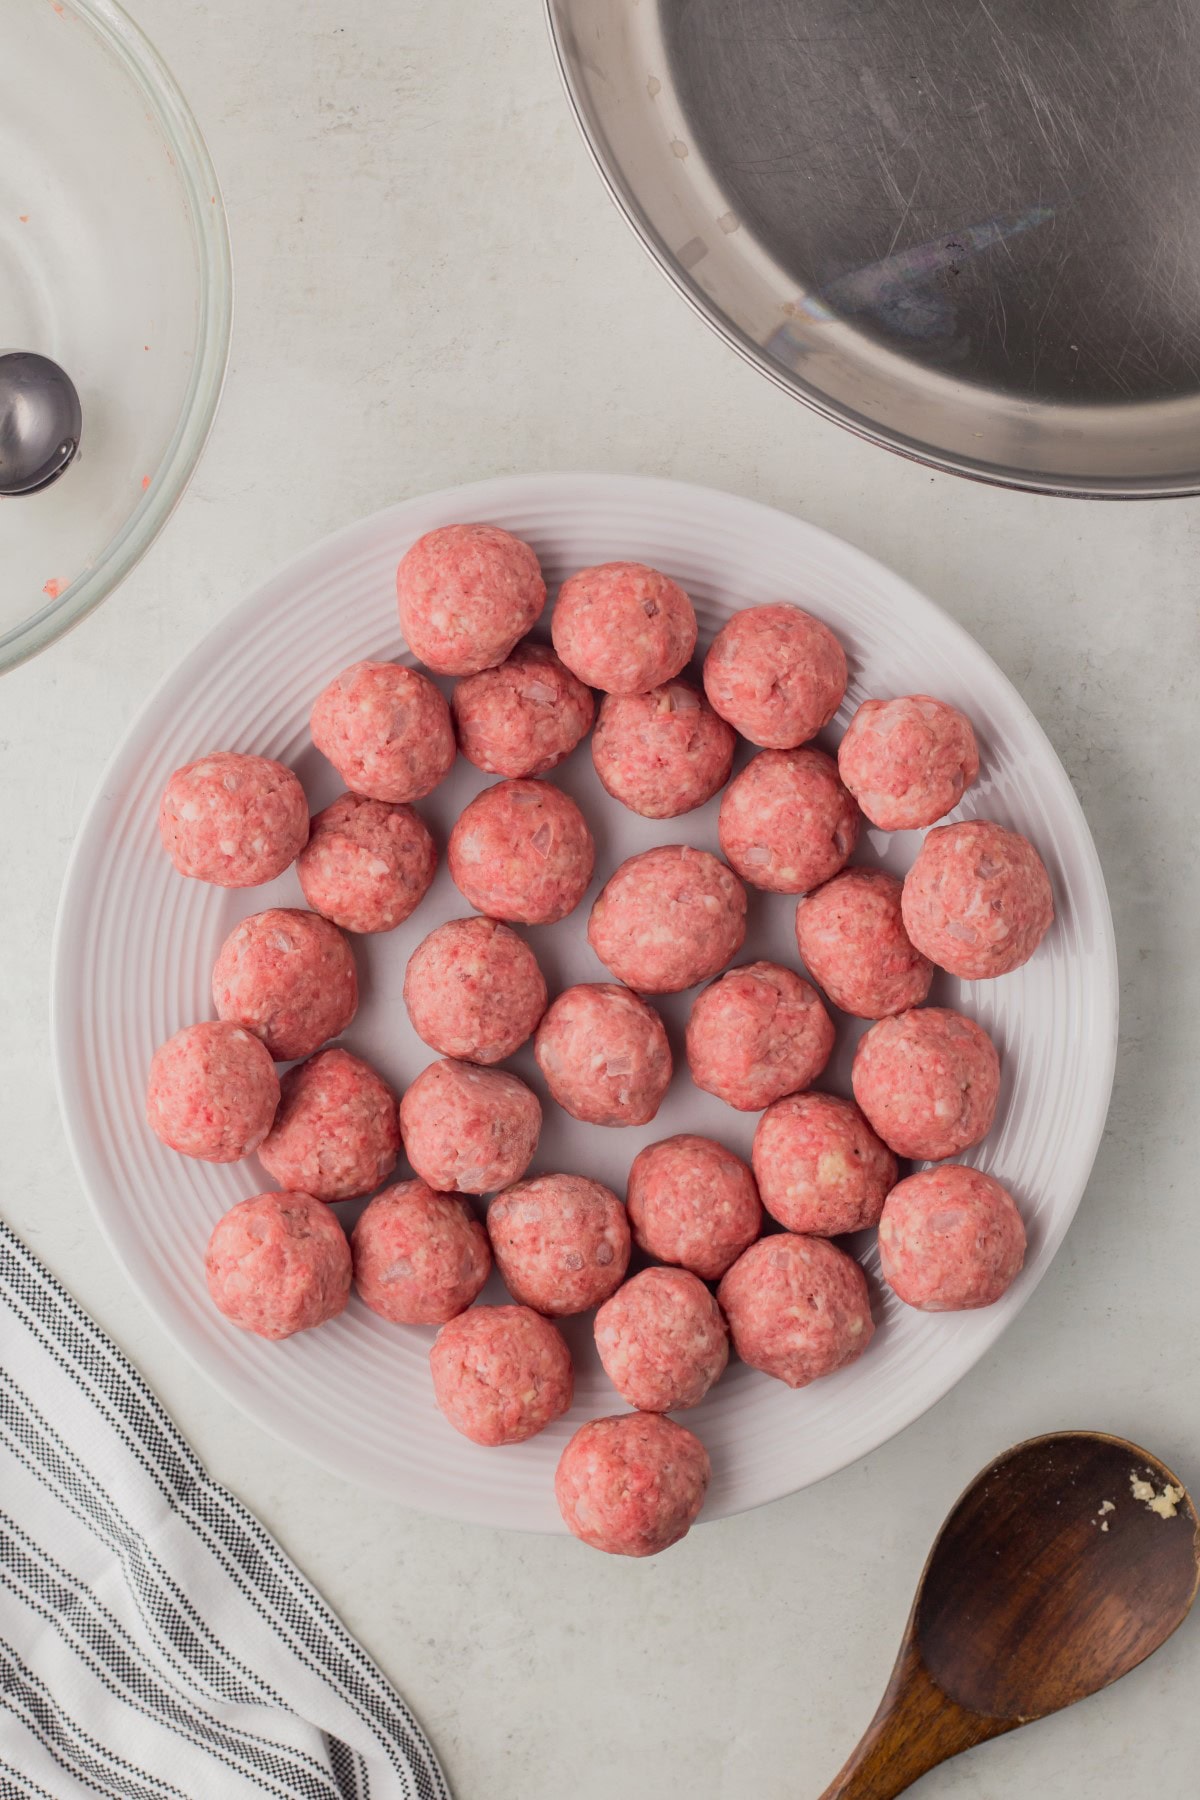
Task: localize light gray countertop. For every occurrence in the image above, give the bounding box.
[3,3,1198,1794]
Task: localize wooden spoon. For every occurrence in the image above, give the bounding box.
[820,1431,1200,1799]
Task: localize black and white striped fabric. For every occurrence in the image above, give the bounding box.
[0,1222,450,1800]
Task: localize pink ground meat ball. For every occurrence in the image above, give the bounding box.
[718,1233,874,1388]
[703,603,848,749]
[400,1059,541,1195]
[901,819,1055,979]
[555,1413,710,1557]
[626,1135,763,1281]
[297,792,436,934]
[396,522,546,676]
[257,1047,399,1201]
[852,1006,1001,1162]
[212,908,358,1062]
[594,1268,729,1412]
[430,1304,574,1446]
[751,1092,897,1236]
[310,661,455,805]
[403,916,547,1063]
[588,844,747,994]
[686,961,834,1112]
[879,1166,1026,1311]
[838,695,979,832]
[146,1021,280,1163]
[448,778,595,925]
[206,1191,351,1340]
[591,680,735,818]
[487,1173,630,1316]
[159,752,308,888]
[719,747,860,893]
[352,1179,492,1324]
[796,868,933,1019]
[552,562,697,696]
[452,642,595,778]
[534,983,672,1127]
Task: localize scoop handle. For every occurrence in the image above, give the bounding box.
[818,1635,1014,1799]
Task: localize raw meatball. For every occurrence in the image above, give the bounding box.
[487,1174,629,1316]
[206,1191,350,1340]
[703,603,847,748]
[311,661,455,804]
[552,562,697,696]
[594,1268,728,1411]
[751,1092,896,1236]
[588,844,747,994]
[396,522,546,675]
[852,1007,1000,1162]
[212,908,358,1062]
[257,1047,399,1201]
[719,747,859,892]
[796,868,932,1019]
[448,778,594,925]
[159,752,308,888]
[352,1179,491,1325]
[452,642,595,777]
[534,983,672,1127]
[146,1021,280,1163]
[718,1233,874,1388]
[555,1413,710,1557]
[626,1135,763,1281]
[686,961,834,1112]
[591,680,735,818]
[403,916,547,1063]
[879,1166,1026,1310]
[400,1059,541,1194]
[902,819,1054,979]
[430,1304,574,1445]
[838,695,979,831]
[297,792,436,934]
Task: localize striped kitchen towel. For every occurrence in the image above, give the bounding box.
[0,1221,449,1800]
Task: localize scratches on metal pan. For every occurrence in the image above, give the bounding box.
[798,205,1055,342]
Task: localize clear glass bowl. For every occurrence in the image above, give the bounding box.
[0,0,232,671]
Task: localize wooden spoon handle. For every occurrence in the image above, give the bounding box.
[818,1639,1015,1799]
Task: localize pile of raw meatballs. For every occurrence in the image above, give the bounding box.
[148,522,1053,1557]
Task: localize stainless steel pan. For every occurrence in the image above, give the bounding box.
[548,0,1200,496]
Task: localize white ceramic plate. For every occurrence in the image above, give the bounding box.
[52,473,1117,1533]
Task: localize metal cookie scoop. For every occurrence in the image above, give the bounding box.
[0,351,82,496]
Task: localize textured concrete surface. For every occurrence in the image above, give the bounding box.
[2,2,1199,1794]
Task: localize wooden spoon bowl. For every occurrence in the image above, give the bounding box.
[820,1431,1200,1798]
